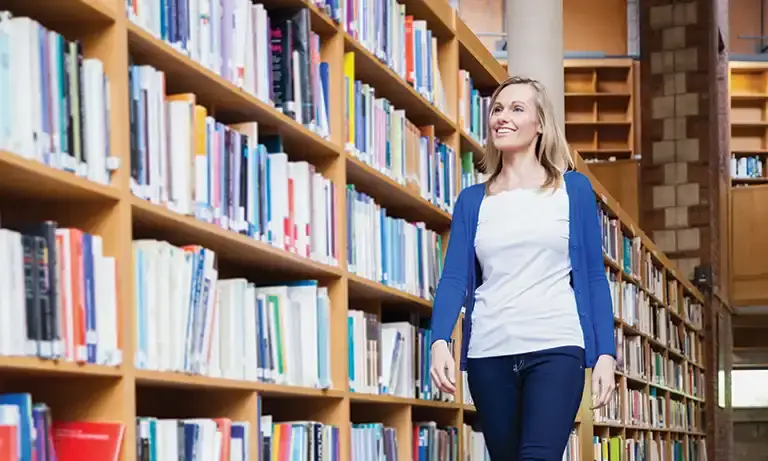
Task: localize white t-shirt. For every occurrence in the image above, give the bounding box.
[467,183,585,358]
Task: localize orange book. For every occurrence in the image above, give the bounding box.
[62,228,86,363]
[405,16,415,85]
[214,418,232,461]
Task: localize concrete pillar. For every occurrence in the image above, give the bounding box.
[505,0,565,130]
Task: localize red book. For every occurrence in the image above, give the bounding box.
[0,425,18,461]
[52,421,125,461]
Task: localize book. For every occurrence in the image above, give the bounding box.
[343,50,458,213]
[342,4,449,116]
[126,1,331,138]
[347,310,454,403]
[136,416,245,460]
[133,241,333,388]
[0,393,125,461]
[350,423,398,460]
[346,184,443,299]
[0,223,120,365]
[0,11,115,185]
[128,62,338,266]
[458,70,491,147]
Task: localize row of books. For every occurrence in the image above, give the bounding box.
[730,154,765,180]
[600,221,705,337]
[607,270,621,318]
[594,435,708,461]
[346,185,443,299]
[562,430,581,461]
[351,421,469,461]
[617,328,704,399]
[458,151,486,192]
[593,388,621,425]
[137,412,342,461]
[343,51,457,214]
[646,258,664,301]
[595,384,703,433]
[341,3,449,117]
[0,393,125,461]
[599,207,622,263]
[414,423,459,461]
[617,329,643,379]
[461,370,472,406]
[669,323,702,363]
[463,425,489,461]
[127,1,331,138]
[682,299,703,330]
[598,205,685,310]
[621,283,702,364]
[0,223,120,366]
[668,399,701,432]
[458,70,490,148]
[129,62,339,267]
[133,239,333,388]
[622,283,651,334]
[350,423,397,460]
[0,12,114,185]
[623,235,643,280]
[649,350,682,390]
[347,310,452,402]
[137,416,254,460]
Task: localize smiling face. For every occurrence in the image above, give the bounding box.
[489,83,542,153]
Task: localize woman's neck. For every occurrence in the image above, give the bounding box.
[496,148,545,189]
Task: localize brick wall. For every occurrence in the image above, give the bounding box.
[734,409,768,461]
[639,1,733,460]
[639,0,727,284]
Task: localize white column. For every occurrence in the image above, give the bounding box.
[505,0,565,130]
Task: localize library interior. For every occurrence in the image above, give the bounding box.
[0,0,767,459]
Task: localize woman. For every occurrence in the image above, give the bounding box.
[429,76,616,460]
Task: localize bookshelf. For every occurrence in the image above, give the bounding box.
[728,61,768,307]
[729,61,768,186]
[564,58,640,224]
[573,155,708,461]
[0,1,705,461]
[564,59,637,162]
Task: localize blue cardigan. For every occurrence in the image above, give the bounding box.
[430,171,616,370]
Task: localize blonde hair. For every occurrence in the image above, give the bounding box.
[480,76,574,189]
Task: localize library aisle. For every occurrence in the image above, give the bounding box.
[0,0,707,460]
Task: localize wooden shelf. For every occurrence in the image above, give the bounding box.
[455,15,506,90]
[729,61,768,308]
[346,155,452,232]
[131,197,344,280]
[347,273,433,313]
[564,59,636,161]
[0,357,123,378]
[0,0,117,23]
[0,150,122,202]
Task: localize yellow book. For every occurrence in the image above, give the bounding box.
[344,52,355,147]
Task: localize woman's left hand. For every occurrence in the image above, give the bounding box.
[591,354,616,409]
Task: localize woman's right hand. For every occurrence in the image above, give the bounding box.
[429,340,456,394]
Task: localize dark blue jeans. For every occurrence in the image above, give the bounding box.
[466,346,585,461]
